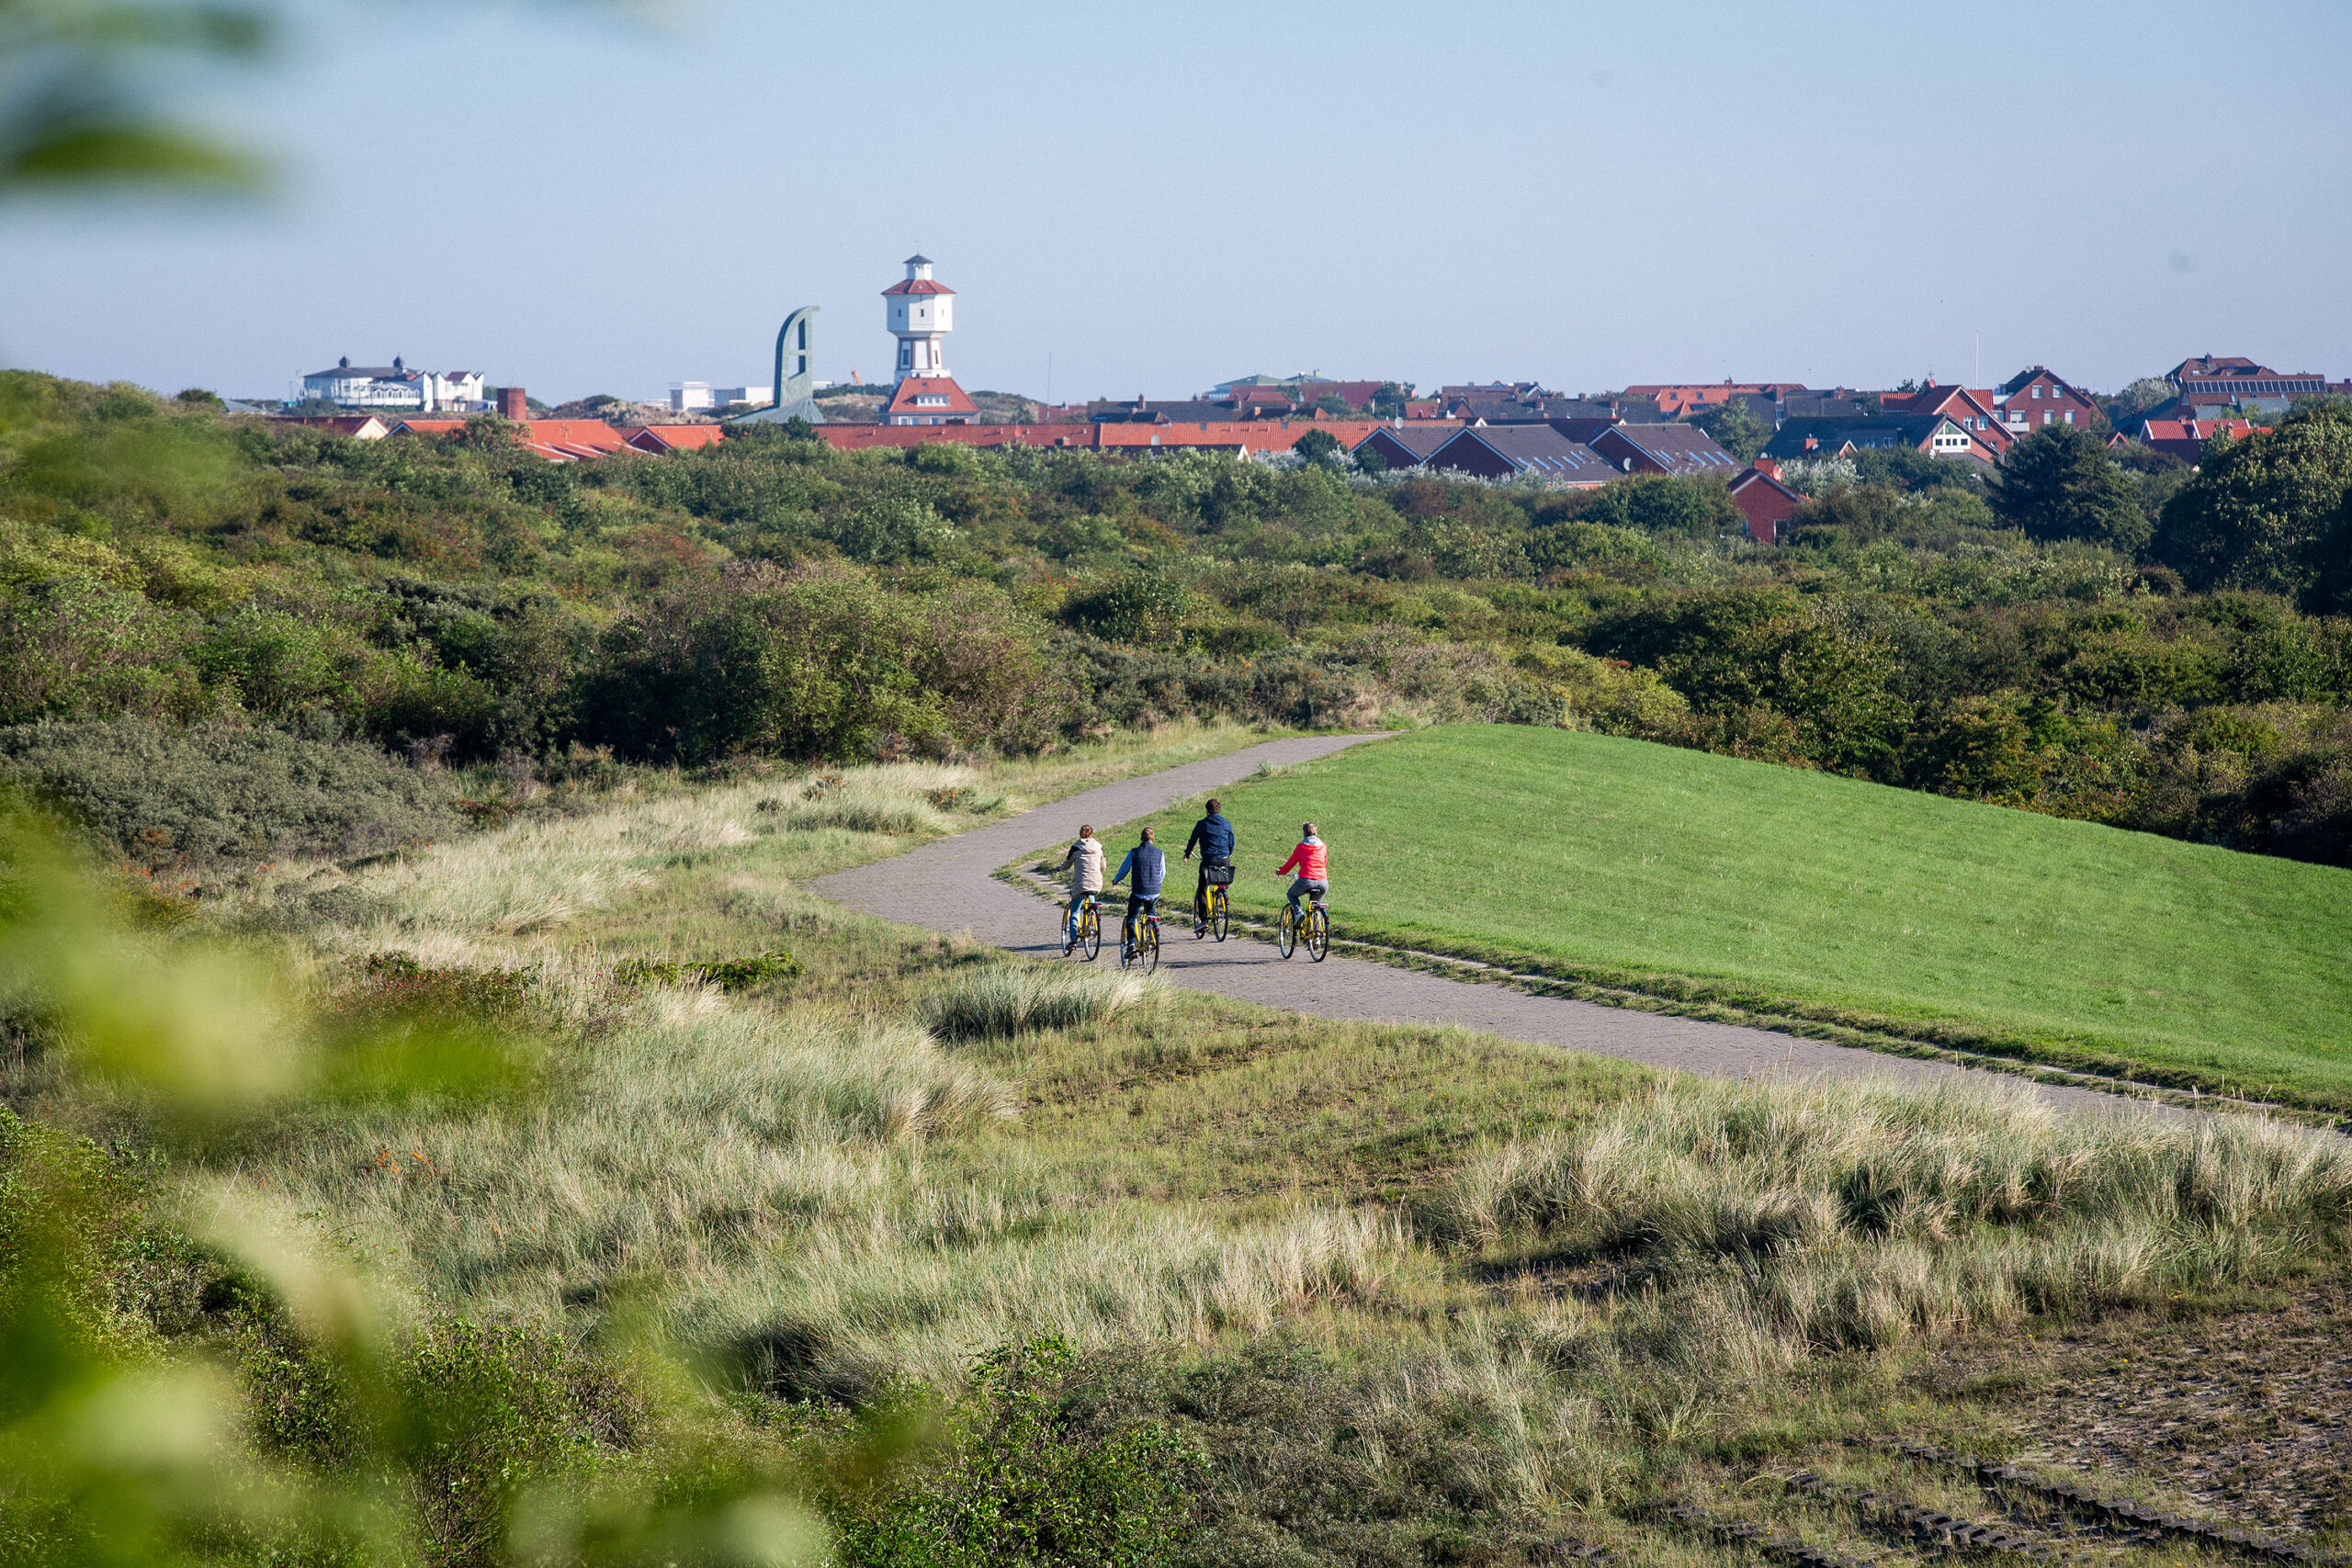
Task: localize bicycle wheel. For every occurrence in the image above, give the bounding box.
[1080,905,1102,961]
[1141,920,1159,974]
[1209,886,1228,942]
[1306,905,1329,962]
[1277,904,1296,959]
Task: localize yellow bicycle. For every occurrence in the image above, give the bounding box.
[1196,880,1230,942]
[1277,896,1329,962]
[1067,896,1102,961]
[1120,902,1161,974]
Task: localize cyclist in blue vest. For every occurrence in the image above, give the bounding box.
[1109,826,1166,946]
[1182,797,1235,937]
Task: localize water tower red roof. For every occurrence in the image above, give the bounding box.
[882,277,955,297]
[880,378,978,418]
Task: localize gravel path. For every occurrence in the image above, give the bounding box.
[812,734,2156,1116]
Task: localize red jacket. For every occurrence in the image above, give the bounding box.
[1277,838,1327,879]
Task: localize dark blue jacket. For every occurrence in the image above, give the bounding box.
[1185,812,1235,862]
[1113,842,1166,897]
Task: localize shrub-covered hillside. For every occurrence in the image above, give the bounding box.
[4,371,2350,866]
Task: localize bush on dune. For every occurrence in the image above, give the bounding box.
[585,561,1057,764]
[0,717,457,870]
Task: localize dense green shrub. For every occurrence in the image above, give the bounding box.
[1585,588,1912,775]
[0,576,203,726]
[827,1339,1204,1568]
[1990,424,2149,551]
[614,950,802,991]
[1571,473,1741,538]
[587,563,1053,763]
[2153,402,2352,604]
[0,718,457,868]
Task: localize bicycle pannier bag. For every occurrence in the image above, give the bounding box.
[1204,863,1235,886]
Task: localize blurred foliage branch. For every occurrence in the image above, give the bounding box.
[0,0,270,194]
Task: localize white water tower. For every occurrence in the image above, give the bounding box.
[882,254,955,381]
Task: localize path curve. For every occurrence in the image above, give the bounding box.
[813,734,2158,1117]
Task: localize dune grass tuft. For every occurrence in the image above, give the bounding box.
[1435,1077,2352,1368]
[758,761,1000,838]
[919,963,1153,1041]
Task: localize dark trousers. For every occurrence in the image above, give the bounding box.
[1124,894,1158,936]
[1193,860,1229,920]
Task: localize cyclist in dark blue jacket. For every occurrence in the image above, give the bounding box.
[1110,827,1166,943]
[1182,798,1235,936]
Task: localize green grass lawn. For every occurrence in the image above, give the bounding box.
[1121,726,2352,1110]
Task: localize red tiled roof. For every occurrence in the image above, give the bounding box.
[810,418,1426,456]
[818,424,1095,453]
[623,423,728,452]
[1095,419,1397,453]
[880,278,956,297]
[390,417,636,462]
[524,420,631,448]
[2141,418,2267,446]
[880,378,980,419]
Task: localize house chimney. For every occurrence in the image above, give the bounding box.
[497,387,527,421]
[1753,456,1781,480]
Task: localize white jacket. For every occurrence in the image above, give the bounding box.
[1062,836,1106,893]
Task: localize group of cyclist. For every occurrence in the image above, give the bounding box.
[1059,797,1329,958]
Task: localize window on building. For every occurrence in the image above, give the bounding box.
[2064,411,2075,424]
[2031,385,2042,399]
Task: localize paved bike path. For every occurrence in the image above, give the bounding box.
[812,734,2158,1116]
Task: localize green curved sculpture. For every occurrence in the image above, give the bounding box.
[729,306,822,424]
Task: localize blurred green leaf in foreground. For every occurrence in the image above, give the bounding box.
[0,0,272,196]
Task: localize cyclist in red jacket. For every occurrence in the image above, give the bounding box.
[1275,823,1327,921]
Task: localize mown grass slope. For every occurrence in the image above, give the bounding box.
[1134,725,2352,1109]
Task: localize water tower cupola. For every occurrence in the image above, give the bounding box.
[881,253,956,381]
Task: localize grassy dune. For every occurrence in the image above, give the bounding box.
[68,735,2345,1562]
[1130,726,2352,1110]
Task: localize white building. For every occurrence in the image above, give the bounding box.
[669,381,773,413]
[299,357,484,411]
[883,254,955,380]
[424,370,485,410]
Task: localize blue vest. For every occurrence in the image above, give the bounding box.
[1116,842,1166,897]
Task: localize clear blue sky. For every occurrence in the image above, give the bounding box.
[7,0,2349,404]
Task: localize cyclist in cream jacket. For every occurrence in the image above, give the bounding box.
[1059,825,1106,953]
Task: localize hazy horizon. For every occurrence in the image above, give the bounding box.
[8,0,2349,406]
